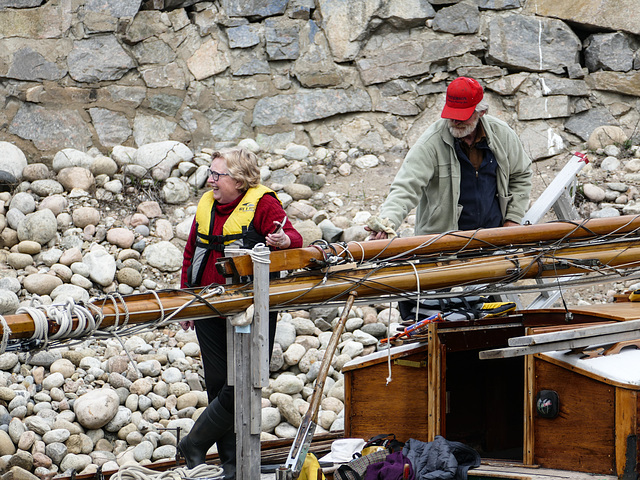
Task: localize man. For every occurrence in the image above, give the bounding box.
[368,77,532,239]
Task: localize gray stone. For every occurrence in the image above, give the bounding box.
[0,0,70,38]
[519,122,564,161]
[143,241,183,272]
[564,108,618,141]
[265,18,299,60]
[89,108,132,147]
[0,0,41,7]
[9,192,35,214]
[213,77,270,101]
[85,0,142,17]
[317,0,435,62]
[45,442,68,465]
[0,290,19,315]
[17,209,57,245]
[140,62,188,89]
[475,0,523,8]
[227,24,261,49]
[68,35,136,83]
[134,141,192,181]
[486,15,581,72]
[232,57,271,76]
[224,0,288,18]
[587,126,629,150]
[83,248,116,286]
[50,284,90,303]
[538,76,589,96]
[149,94,184,116]
[517,96,570,120]
[522,0,640,37]
[133,114,178,146]
[584,32,636,72]
[0,142,27,181]
[7,47,66,81]
[274,321,297,351]
[253,88,371,127]
[590,206,621,218]
[587,71,640,97]
[432,2,479,34]
[356,33,484,85]
[124,10,168,43]
[53,148,94,171]
[186,38,230,81]
[206,109,249,142]
[30,179,64,197]
[9,104,92,151]
[131,38,176,65]
[162,177,191,204]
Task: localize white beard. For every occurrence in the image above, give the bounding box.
[448,118,479,139]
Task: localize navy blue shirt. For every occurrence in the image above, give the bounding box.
[454,137,502,231]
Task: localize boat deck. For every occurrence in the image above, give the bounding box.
[472,463,617,480]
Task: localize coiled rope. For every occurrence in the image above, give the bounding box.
[109,462,224,480]
[0,315,11,354]
[16,296,98,350]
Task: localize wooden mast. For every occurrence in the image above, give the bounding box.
[3,236,640,341]
[216,215,640,278]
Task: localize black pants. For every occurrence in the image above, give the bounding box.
[195,311,278,412]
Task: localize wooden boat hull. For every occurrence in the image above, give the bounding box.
[342,302,640,479]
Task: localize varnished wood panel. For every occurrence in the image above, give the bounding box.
[344,351,429,443]
[533,358,615,474]
[615,388,637,478]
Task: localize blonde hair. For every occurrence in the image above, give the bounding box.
[212,147,261,191]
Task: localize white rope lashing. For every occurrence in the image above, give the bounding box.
[16,296,97,350]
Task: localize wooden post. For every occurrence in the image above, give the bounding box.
[234,245,270,480]
[523,346,535,465]
[427,321,442,441]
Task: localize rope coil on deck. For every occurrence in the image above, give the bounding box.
[109,462,224,480]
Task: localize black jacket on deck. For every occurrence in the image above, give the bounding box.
[402,436,481,480]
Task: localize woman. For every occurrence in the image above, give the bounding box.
[178,147,303,478]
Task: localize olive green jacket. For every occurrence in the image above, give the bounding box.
[380,115,532,235]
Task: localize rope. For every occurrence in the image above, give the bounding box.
[250,243,271,265]
[17,296,98,350]
[109,462,224,480]
[0,315,11,354]
[385,302,394,386]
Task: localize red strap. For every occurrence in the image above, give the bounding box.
[574,151,589,164]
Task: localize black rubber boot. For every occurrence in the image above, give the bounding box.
[216,429,237,479]
[177,398,233,469]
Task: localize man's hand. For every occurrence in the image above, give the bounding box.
[364,226,389,240]
[503,220,520,227]
[180,320,195,330]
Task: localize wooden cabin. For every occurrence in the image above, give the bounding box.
[342,302,640,479]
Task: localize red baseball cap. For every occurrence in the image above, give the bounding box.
[441,77,484,121]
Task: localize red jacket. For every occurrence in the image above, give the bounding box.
[181,192,303,288]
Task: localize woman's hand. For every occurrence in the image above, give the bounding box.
[180,320,195,330]
[266,220,291,249]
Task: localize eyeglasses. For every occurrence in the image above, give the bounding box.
[208,169,231,181]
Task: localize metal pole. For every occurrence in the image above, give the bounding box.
[235,244,270,480]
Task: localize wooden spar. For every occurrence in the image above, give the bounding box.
[4,238,640,341]
[216,215,640,278]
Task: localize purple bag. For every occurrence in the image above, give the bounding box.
[364,451,415,480]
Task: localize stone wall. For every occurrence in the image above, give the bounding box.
[0,0,639,164]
